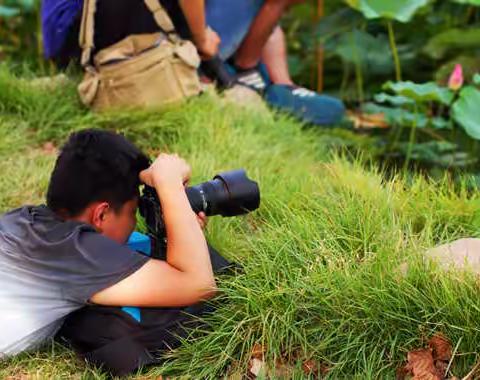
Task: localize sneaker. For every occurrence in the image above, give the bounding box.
[228,62,346,126]
[264,84,346,126]
[234,67,268,92]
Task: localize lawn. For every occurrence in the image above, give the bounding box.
[1,65,480,379]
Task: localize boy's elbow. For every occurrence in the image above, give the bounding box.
[197,276,217,301]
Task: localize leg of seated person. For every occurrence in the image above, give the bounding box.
[260,23,345,126]
[206,0,345,126]
[261,25,294,85]
[234,0,292,70]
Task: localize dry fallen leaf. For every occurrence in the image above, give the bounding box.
[251,343,265,360]
[273,358,294,378]
[5,375,35,380]
[406,348,442,380]
[398,335,454,380]
[347,110,390,129]
[302,359,320,378]
[248,343,267,378]
[249,358,266,377]
[463,360,480,380]
[41,141,57,155]
[226,372,243,380]
[429,334,452,362]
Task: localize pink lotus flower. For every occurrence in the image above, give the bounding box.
[448,64,464,91]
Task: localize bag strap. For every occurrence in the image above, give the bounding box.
[79,0,96,66]
[143,0,175,33]
[79,0,177,66]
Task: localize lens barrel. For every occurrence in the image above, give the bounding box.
[185,170,260,216]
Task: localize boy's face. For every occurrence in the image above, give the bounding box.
[101,198,138,245]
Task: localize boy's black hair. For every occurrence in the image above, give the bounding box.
[47,129,150,217]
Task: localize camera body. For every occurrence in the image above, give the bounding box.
[138,169,260,259]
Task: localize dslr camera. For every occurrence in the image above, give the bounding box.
[139,169,260,258]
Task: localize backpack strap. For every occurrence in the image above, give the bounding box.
[79,0,177,66]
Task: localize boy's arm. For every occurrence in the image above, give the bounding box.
[178,0,220,58]
[90,154,216,307]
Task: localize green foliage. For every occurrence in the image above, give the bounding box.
[362,72,480,172]
[287,0,479,102]
[0,5,20,17]
[452,0,480,5]
[474,73,480,84]
[326,29,394,75]
[0,0,35,17]
[452,85,480,139]
[383,81,455,105]
[374,92,414,106]
[0,0,43,68]
[396,141,476,167]
[424,28,480,60]
[345,0,430,22]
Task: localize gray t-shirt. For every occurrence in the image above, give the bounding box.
[0,205,149,358]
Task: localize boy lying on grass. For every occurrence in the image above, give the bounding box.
[0,129,229,375]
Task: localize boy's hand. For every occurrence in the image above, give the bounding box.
[140,153,191,189]
[196,212,208,229]
[197,27,221,59]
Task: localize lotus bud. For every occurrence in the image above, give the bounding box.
[448,64,464,91]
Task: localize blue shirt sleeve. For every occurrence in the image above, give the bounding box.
[41,0,83,58]
[62,230,150,304]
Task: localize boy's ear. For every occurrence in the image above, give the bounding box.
[91,202,110,229]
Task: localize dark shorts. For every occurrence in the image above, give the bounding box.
[206,0,264,60]
[57,303,212,376]
[56,245,234,376]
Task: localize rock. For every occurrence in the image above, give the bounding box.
[28,74,71,92]
[425,238,480,275]
[222,85,268,112]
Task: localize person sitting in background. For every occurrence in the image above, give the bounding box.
[0,129,229,375]
[41,0,345,126]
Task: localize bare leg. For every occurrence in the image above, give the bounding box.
[234,0,291,70]
[261,26,294,85]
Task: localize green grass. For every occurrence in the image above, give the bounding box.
[1,64,480,379]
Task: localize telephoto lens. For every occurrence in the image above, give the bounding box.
[185,169,260,216]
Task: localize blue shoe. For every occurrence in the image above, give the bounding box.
[264,84,346,126]
[229,63,345,126]
[228,64,271,92]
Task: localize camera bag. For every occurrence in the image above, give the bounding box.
[77,0,202,111]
